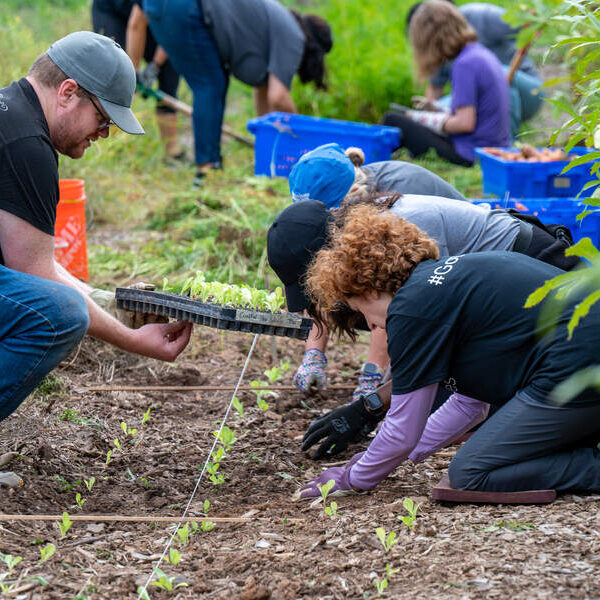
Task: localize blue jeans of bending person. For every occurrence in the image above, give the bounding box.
[449,390,600,493]
[143,0,229,165]
[0,266,89,421]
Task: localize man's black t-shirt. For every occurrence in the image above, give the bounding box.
[0,78,58,263]
[386,252,600,406]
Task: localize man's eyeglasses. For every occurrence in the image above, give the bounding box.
[82,89,115,130]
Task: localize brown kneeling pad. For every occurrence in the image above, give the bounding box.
[431,474,556,505]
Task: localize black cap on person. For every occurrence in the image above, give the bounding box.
[267,200,334,313]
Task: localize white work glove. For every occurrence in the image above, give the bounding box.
[89,283,167,329]
[406,109,450,134]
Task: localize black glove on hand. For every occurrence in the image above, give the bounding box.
[302,398,384,459]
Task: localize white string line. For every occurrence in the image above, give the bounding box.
[137,333,259,599]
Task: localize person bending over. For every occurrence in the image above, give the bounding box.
[142,0,332,186]
[0,32,191,428]
[383,1,510,166]
[297,205,600,498]
[267,191,579,457]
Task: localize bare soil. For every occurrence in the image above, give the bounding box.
[1,327,599,600]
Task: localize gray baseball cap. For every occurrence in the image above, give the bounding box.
[47,31,144,135]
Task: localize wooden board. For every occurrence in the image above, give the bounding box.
[431,474,556,505]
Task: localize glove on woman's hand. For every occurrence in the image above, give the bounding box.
[293,348,327,392]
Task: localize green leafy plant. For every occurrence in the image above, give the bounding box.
[205,461,225,486]
[39,543,56,564]
[105,449,114,466]
[232,396,244,418]
[136,586,151,600]
[176,523,194,546]
[74,492,86,510]
[397,497,419,529]
[0,573,15,595]
[121,421,138,438]
[84,476,95,492]
[203,499,211,515]
[324,501,338,518]
[0,553,22,576]
[375,527,398,552]
[373,577,388,597]
[142,406,152,426]
[214,425,237,452]
[56,512,73,538]
[150,568,188,592]
[201,520,216,533]
[165,548,182,566]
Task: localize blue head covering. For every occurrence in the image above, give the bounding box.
[289,143,355,209]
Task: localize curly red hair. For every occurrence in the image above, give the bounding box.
[306,204,439,314]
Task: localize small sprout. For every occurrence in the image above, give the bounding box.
[39,543,56,564]
[385,563,399,578]
[84,476,95,492]
[136,587,151,600]
[113,438,122,451]
[201,520,216,533]
[75,493,86,510]
[176,523,192,546]
[397,497,419,529]
[324,501,338,518]
[257,398,269,411]
[232,396,244,418]
[375,527,398,552]
[142,407,152,425]
[0,574,15,595]
[318,479,335,503]
[203,499,211,514]
[105,449,114,465]
[374,577,388,597]
[211,447,225,463]
[165,548,182,566]
[140,477,151,488]
[150,568,188,592]
[57,512,73,538]
[0,553,22,576]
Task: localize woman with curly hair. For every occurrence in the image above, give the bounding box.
[383,0,510,166]
[296,205,600,498]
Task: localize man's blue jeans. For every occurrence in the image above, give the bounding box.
[143,0,229,165]
[0,266,89,421]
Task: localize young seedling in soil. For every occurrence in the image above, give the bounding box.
[373,576,388,597]
[375,527,398,553]
[83,476,95,492]
[250,380,271,411]
[232,396,244,419]
[397,497,419,529]
[56,512,73,538]
[214,425,237,452]
[150,568,188,592]
[74,493,86,510]
[263,360,291,384]
[176,522,198,546]
[164,548,182,566]
[0,553,22,576]
[137,587,151,600]
[39,543,56,564]
[141,406,152,426]
[317,479,339,518]
[105,449,114,466]
[0,574,15,595]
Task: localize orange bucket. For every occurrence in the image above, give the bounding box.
[54,179,88,281]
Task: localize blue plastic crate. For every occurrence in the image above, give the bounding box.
[469,197,600,246]
[474,147,600,198]
[246,112,401,177]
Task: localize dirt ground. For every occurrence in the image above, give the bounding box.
[1,323,600,600]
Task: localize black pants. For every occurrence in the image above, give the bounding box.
[382,111,473,167]
[91,0,180,112]
[449,390,600,492]
[523,224,581,271]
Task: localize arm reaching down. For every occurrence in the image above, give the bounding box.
[408,393,489,464]
[348,383,438,491]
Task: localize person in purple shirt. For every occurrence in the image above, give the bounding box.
[296,204,600,498]
[383,0,510,166]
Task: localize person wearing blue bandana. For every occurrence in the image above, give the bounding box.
[269,143,580,460]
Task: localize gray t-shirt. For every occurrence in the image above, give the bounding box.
[389,194,520,256]
[201,0,305,88]
[430,3,539,88]
[364,161,466,201]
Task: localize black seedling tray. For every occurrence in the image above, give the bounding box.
[115,288,313,340]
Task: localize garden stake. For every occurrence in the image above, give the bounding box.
[82,384,356,392]
[137,334,260,600]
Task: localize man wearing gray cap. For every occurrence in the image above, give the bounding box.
[0,31,192,428]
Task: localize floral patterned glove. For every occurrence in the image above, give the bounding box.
[293,349,328,392]
[352,362,385,402]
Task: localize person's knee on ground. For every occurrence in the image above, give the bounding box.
[447,446,486,490]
